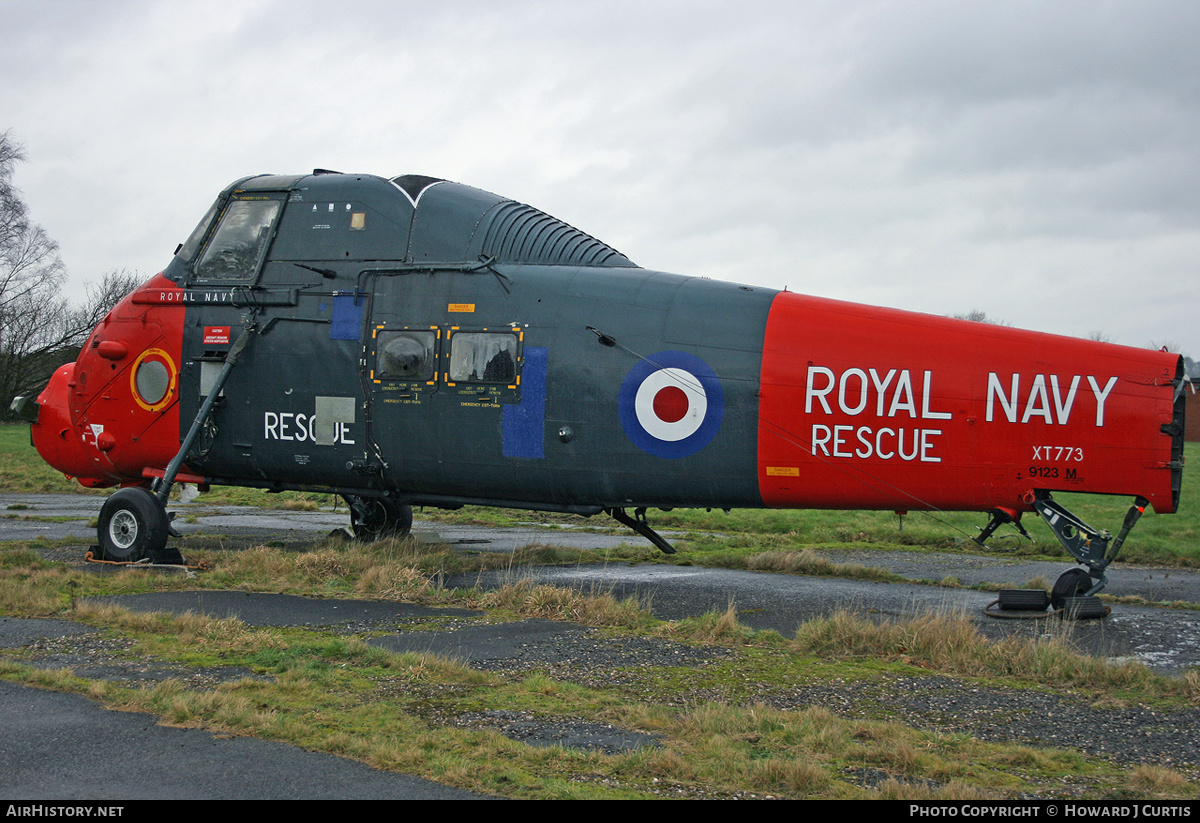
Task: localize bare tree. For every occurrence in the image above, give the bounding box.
[949,310,1010,326]
[0,131,141,416]
[71,268,143,334]
[0,131,66,323]
[0,131,28,254]
[0,269,141,413]
[1150,340,1182,353]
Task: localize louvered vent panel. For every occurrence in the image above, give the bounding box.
[481,202,633,267]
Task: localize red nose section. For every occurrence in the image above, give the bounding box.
[30,363,115,487]
[28,273,187,489]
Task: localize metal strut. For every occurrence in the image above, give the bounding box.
[605,507,676,554]
[1030,491,1148,597]
[152,325,255,505]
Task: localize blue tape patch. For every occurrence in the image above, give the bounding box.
[502,346,547,459]
[330,294,362,341]
[618,351,723,459]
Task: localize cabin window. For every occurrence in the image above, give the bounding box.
[448,332,518,383]
[376,330,437,382]
[193,198,282,282]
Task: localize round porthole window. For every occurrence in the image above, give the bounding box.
[135,359,170,405]
[128,349,177,412]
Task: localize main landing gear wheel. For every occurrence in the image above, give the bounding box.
[97,487,169,562]
[344,495,413,541]
[1050,568,1093,611]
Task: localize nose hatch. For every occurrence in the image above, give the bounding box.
[25,362,112,487]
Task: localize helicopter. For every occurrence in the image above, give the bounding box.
[12,170,1186,606]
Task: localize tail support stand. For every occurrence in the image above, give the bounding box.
[1030,491,1148,604]
[605,507,676,554]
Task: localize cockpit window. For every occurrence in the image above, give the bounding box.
[176,197,221,264]
[193,198,282,282]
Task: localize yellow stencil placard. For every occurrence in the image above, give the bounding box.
[448,303,475,313]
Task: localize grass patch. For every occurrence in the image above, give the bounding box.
[790,609,1200,700]
[743,548,903,582]
[1,541,1198,799]
[478,578,655,630]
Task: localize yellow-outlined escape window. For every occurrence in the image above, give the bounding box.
[374,328,438,382]
[445,327,523,405]
[369,325,441,403]
[447,331,520,384]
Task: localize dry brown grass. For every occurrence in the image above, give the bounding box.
[789,608,1189,697]
[873,778,999,800]
[149,679,278,730]
[279,498,321,511]
[479,579,651,628]
[356,563,431,597]
[668,602,750,642]
[194,539,448,599]
[1129,763,1193,794]
[745,548,897,582]
[294,548,359,578]
[71,601,284,655]
[0,562,74,616]
[752,757,828,793]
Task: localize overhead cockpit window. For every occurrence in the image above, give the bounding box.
[193,198,282,282]
[376,330,436,382]
[449,332,518,384]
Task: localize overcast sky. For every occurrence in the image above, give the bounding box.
[2,0,1197,356]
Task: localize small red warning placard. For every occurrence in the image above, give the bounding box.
[203,326,231,345]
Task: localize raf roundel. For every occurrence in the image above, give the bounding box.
[618,351,724,458]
